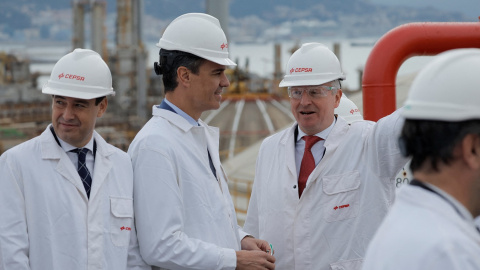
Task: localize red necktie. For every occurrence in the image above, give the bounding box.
[298,135,322,198]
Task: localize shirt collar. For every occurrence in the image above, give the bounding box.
[57,135,94,154]
[296,117,336,142]
[164,98,199,126]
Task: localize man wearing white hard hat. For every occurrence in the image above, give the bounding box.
[0,49,149,269]
[128,13,275,270]
[334,94,364,124]
[362,49,480,270]
[243,42,409,269]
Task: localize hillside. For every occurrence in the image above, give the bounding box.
[0,0,474,44]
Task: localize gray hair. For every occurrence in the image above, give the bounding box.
[328,79,342,94]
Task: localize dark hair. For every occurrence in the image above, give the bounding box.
[52,95,105,106]
[399,119,480,173]
[159,49,205,93]
[95,96,106,105]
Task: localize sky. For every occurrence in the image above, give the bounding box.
[369,0,480,18]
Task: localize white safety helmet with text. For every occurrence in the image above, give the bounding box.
[156,13,236,67]
[280,42,345,87]
[403,48,480,121]
[335,94,364,124]
[42,48,114,99]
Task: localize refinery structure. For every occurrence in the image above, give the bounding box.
[0,0,362,224]
[0,0,294,155]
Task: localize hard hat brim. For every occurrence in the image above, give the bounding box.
[403,101,480,121]
[279,73,346,87]
[156,41,236,67]
[203,56,237,67]
[42,80,115,100]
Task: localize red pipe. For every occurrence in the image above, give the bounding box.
[362,22,480,121]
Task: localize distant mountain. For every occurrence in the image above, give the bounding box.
[0,0,474,44]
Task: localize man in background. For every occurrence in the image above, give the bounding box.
[363,48,480,270]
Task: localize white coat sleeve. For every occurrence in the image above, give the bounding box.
[130,147,236,270]
[242,145,264,239]
[237,227,251,242]
[365,107,409,178]
[127,216,151,270]
[0,153,31,270]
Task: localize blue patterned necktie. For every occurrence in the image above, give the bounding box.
[71,148,92,198]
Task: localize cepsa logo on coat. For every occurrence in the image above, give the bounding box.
[57,72,85,81]
[289,67,313,74]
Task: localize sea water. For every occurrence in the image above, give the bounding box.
[0,37,432,92]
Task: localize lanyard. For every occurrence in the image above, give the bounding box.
[410,179,480,234]
[410,179,464,218]
[410,179,480,233]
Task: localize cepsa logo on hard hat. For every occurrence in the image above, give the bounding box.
[350,108,360,115]
[57,72,85,81]
[220,43,228,50]
[289,67,313,74]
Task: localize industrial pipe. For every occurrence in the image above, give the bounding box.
[362,22,480,121]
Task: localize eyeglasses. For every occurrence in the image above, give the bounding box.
[287,85,338,99]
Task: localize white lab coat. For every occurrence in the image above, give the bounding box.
[243,110,408,270]
[0,125,149,270]
[128,106,244,270]
[362,184,480,269]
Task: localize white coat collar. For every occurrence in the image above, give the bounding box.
[279,123,299,178]
[323,116,349,149]
[152,105,195,132]
[296,118,335,142]
[152,105,220,142]
[403,185,480,240]
[39,124,115,201]
[278,117,350,186]
[279,116,349,147]
[40,124,115,158]
[153,105,224,184]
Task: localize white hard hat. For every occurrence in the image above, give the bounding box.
[156,13,236,66]
[403,48,480,121]
[43,48,114,99]
[335,94,363,124]
[279,42,345,87]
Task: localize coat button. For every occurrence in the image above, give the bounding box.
[293,185,297,189]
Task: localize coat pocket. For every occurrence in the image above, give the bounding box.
[110,196,133,247]
[322,171,360,222]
